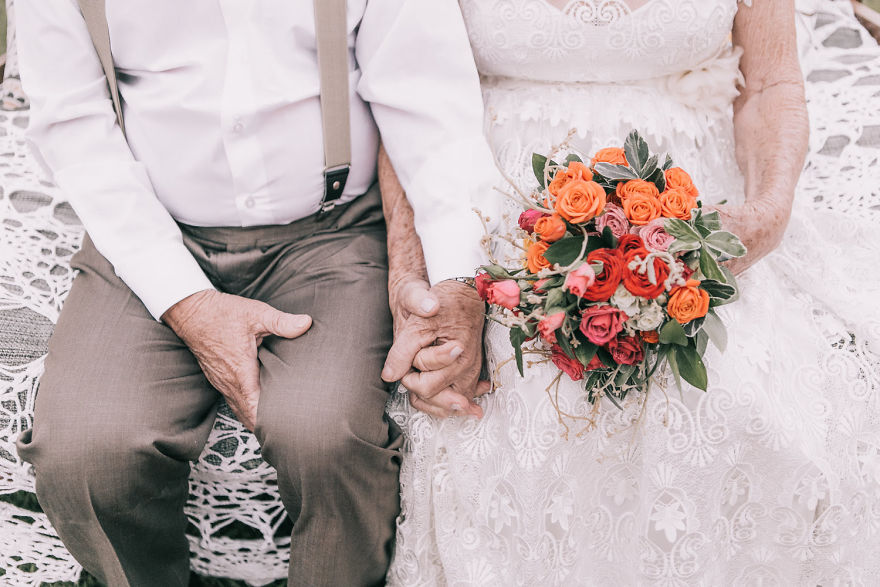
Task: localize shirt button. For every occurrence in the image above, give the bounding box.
[233,120,245,133]
[244,196,256,209]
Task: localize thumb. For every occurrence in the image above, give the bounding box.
[256,307,312,339]
[400,279,439,318]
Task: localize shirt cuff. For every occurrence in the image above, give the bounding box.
[405,137,502,284]
[112,241,217,321]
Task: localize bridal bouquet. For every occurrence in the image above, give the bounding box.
[477,131,745,409]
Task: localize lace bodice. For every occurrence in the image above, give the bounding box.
[462,0,741,84]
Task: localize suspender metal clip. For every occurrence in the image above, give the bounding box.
[319,164,350,216]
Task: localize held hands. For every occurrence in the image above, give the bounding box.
[383,277,490,419]
[162,289,312,430]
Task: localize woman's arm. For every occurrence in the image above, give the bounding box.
[720,0,809,274]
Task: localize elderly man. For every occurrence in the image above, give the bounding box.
[14,1,493,585]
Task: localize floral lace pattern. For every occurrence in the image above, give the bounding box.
[388,1,880,585]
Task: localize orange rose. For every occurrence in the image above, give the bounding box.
[548,161,593,196]
[555,179,606,224]
[527,240,552,274]
[664,167,699,199]
[534,214,567,243]
[591,147,628,167]
[616,179,660,203]
[660,187,698,220]
[666,279,710,324]
[622,192,662,226]
[641,330,660,344]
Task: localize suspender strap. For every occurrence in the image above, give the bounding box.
[76,0,125,137]
[314,0,352,213]
[78,0,352,214]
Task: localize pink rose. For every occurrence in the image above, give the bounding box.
[607,335,645,365]
[638,218,674,252]
[475,272,492,301]
[551,344,584,381]
[563,263,596,298]
[579,305,628,346]
[595,203,630,239]
[534,278,550,294]
[487,279,521,309]
[518,209,548,233]
[538,311,566,343]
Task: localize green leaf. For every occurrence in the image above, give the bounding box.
[565,154,583,164]
[676,345,708,391]
[700,279,736,302]
[683,317,706,338]
[696,210,722,231]
[544,236,585,266]
[662,153,674,171]
[509,329,526,377]
[664,218,702,243]
[666,239,702,256]
[639,154,659,180]
[666,346,683,391]
[659,319,688,346]
[597,347,616,368]
[574,341,598,368]
[482,265,517,280]
[704,231,747,259]
[614,365,637,386]
[545,288,566,314]
[601,226,618,249]
[695,330,709,356]
[699,249,726,282]
[646,166,666,193]
[532,153,549,189]
[702,310,728,353]
[556,334,574,358]
[593,162,639,181]
[624,130,650,174]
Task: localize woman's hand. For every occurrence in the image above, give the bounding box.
[713,194,792,275]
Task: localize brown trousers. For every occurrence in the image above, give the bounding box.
[17,186,401,587]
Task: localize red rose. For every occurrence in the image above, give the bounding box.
[585,355,605,371]
[617,234,645,256]
[487,279,521,310]
[607,335,645,366]
[579,305,628,346]
[583,249,624,302]
[551,344,585,381]
[538,311,566,344]
[518,209,547,233]
[475,272,492,301]
[622,249,670,299]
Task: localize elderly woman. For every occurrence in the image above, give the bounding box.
[382,0,880,584]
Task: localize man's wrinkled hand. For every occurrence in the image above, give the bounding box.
[383,279,490,419]
[162,290,312,430]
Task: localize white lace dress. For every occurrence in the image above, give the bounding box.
[387,1,880,585]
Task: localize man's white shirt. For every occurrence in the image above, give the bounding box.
[17,0,497,319]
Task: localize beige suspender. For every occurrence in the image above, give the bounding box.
[76,0,125,136]
[314,0,353,211]
[76,0,352,211]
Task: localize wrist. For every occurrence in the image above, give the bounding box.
[161,288,215,333]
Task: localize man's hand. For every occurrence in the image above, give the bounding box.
[162,290,312,430]
[383,279,490,419]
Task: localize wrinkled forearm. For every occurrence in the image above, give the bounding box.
[378,145,429,294]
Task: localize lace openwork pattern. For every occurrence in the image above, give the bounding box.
[387,1,880,585]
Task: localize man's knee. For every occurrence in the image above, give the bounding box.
[26,421,189,517]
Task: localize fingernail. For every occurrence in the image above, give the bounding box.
[450,346,464,359]
[294,315,311,328]
[450,403,462,412]
[420,298,437,313]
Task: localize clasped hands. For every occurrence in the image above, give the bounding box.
[382,276,490,419]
